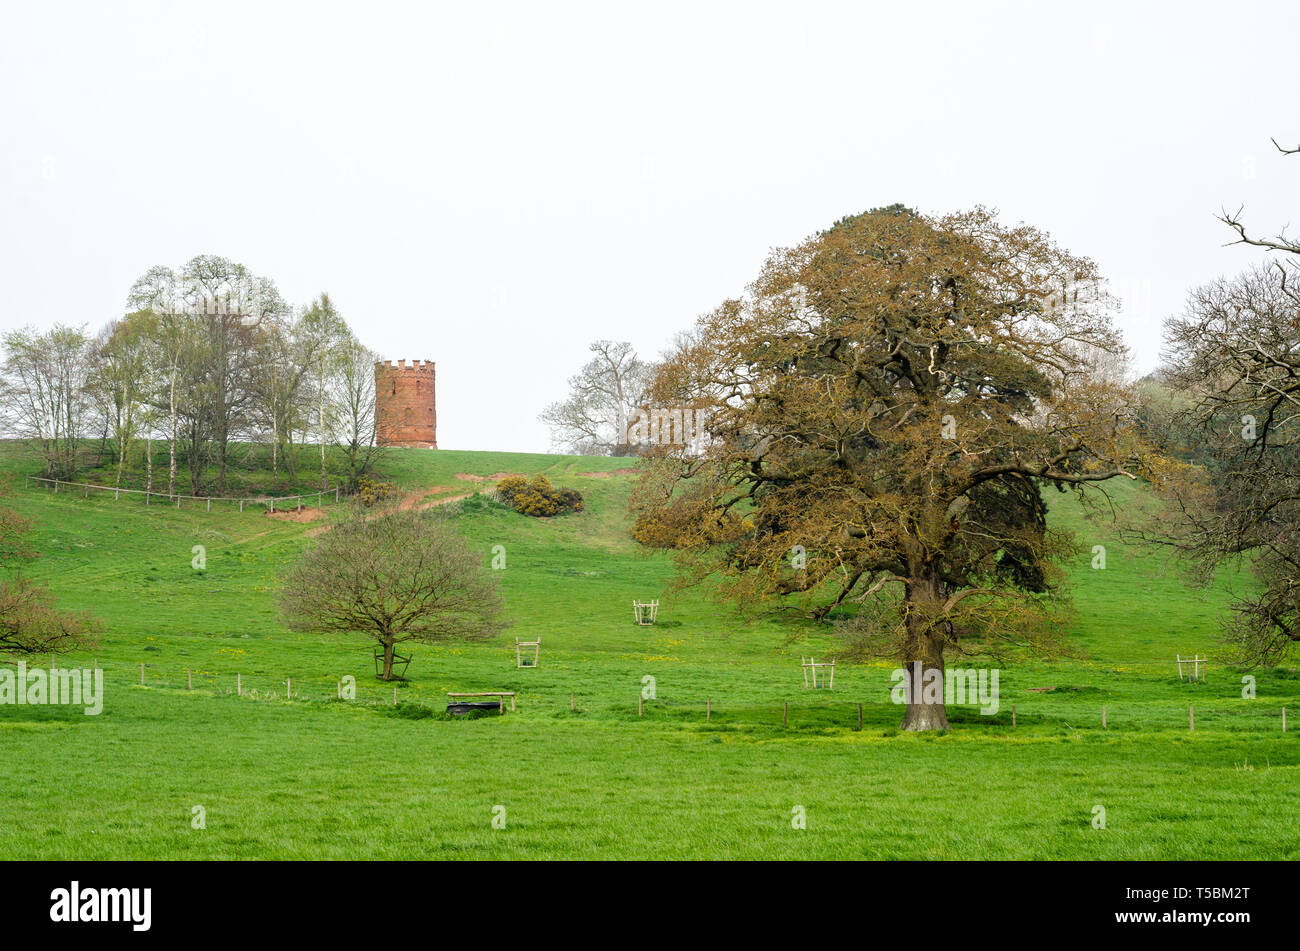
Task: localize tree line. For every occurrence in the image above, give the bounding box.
[0,255,381,496]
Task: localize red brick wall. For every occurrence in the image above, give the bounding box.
[374,360,437,448]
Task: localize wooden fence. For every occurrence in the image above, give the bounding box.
[25,475,351,513]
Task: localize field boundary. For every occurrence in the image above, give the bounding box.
[25,475,352,513]
[8,658,1295,737]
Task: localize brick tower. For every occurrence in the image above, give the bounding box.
[374,359,437,448]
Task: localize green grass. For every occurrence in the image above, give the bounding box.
[2,446,1298,859]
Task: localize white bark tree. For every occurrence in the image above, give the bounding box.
[540,340,653,455]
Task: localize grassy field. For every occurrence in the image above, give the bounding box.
[1,446,1298,860]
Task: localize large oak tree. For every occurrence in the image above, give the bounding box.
[632,205,1147,729]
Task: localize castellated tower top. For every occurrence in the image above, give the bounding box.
[374,359,437,449]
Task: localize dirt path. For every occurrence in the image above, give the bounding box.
[455,472,524,483]
[580,468,641,478]
[265,507,327,523]
[304,488,472,536]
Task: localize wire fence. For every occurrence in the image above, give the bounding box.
[25,475,352,513]
[5,658,1295,735]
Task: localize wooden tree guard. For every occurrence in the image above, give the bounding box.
[801,656,835,689]
[374,648,413,680]
[1176,654,1207,682]
[515,636,541,668]
[633,600,659,625]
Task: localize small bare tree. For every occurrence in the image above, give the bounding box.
[540,340,653,455]
[278,506,506,680]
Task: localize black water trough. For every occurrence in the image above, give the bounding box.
[447,700,504,716]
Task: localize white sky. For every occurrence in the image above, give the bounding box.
[2,1,1297,452]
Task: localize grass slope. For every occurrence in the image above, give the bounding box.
[1,448,1297,859]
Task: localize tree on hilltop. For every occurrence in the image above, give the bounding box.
[541,340,653,455]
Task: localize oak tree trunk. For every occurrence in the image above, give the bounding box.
[902,571,950,731]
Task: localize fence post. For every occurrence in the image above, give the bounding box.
[570,692,575,712]
[286,678,291,699]
[187,668,192,690]
[237,673,241,696]
[783,701,788,728]
[638,694,642,717]
[1102,706,1107,729]
[706,697,711,722]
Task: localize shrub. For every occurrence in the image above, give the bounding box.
[355,477,398,507]
[496,475,583,517]
[495,476,529,505]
